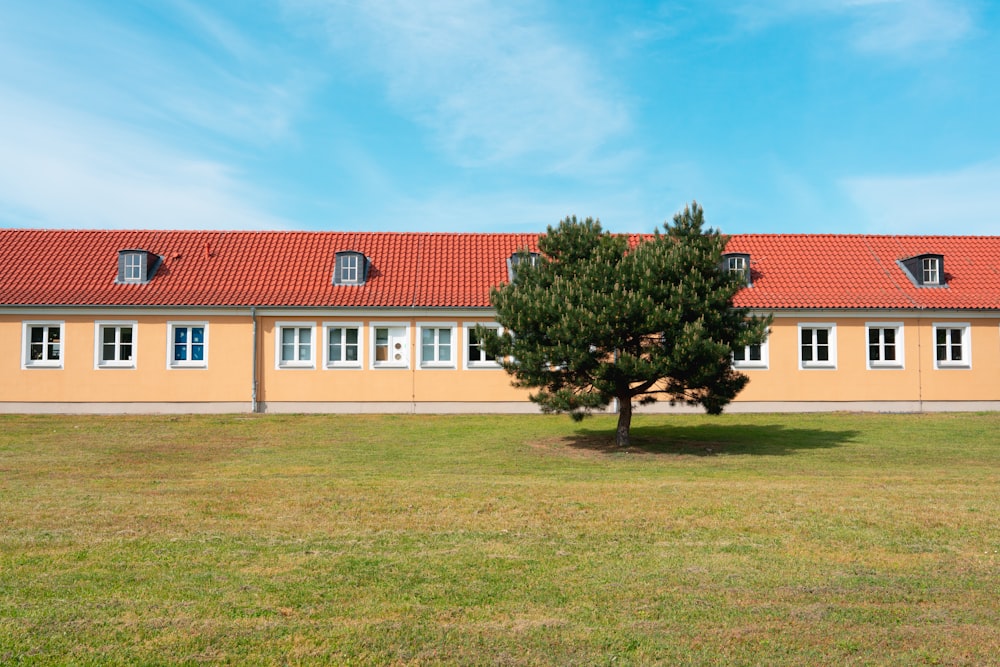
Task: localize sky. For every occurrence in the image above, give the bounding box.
[1,0,999,235]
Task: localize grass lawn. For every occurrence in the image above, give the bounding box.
[1,412,998,665]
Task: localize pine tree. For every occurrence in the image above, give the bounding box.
[482,203,769,447]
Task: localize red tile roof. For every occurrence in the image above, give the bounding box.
[726,235,1000,310]
[1,230,998,310]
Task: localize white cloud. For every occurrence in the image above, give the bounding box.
[731,0,974,57]
[841,160,1000,234]
[0,90,290,230]
[284,0,629,171]
[0,2,311,146]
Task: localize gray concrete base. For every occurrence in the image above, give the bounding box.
[259,401,547,414]
[2,400,999,415]
[0,402,251,414]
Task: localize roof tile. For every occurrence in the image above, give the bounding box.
[1,230,997,311]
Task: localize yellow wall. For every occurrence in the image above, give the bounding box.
[256,316,531,404]
[0,314,252,403]
[736,316,1000,403]
[2,311,997,407]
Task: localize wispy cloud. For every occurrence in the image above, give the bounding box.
[0,90,289,230]
[0,2,312,146]
[284,0,629,171]
[731,0,974,57]
[841,160,1000,234]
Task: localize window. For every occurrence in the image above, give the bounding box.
[123,253,143,282]
[168,323,207,368]
[899,253,945,287]
[324,323,362,368]
[732,340,768,369]
[371,324,409,368]
[922,258,940,285]
[507,252,541,282]
[799,324,836,369]
[340,255,359,283]
[96,322,136,368]
[276,323,315,368]
[117,249,160,284]
[419,324,456,368]
[464,323,501,369]
[333,251,368,285]
[22,322,63,368]
[727,255,747,275]
[934,323,970,369]
[866,323,903,369]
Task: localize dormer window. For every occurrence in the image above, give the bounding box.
[721,252,752,286]
[116,249,161,284]
[899,253,945,287]
[922,257,940,285]
[506,251,540,283]
[333,251,369,286]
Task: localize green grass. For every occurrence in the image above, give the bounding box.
[1,412,998,665]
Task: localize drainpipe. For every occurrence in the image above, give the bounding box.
[251,306,259,413]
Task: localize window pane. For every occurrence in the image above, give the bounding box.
[31,327,43,343]
[192,328,204,344]
[421,329,434,346]
[103,343,116,361]
[422,344,435,361]
[817,347,829,362]
[175,327,187,344]
[733,346,746,362]
[816,329,828,346]
[869,344,880,362]
[175,342,187,361]
[191,344,203,361]
[282,328,295,345]
[345,329,358,345]
[103,328,116,345]
[300,328,311,345]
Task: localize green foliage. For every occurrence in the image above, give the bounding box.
[483,203,770,426]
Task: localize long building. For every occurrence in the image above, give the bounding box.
[1,229,998,413]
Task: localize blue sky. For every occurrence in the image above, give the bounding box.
[1,0,998,234]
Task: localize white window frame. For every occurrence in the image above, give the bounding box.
[323,322,363,369]
[123,252,143,283]
[463,322,502,369]
[22,321,64,369]
[275,322,316,369]
[732,337,769,370]
[727,255,747,275]
[865,322,904,370]
[798,323,837,369]
[339,255,359,283]
[167,322,208,369]
[95,321,137,369]
[370,323,409,369]
[922,258,940,285]
[417,323,457,369]
[933,322,970,369]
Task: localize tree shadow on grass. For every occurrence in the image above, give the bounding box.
[561,422,860,457]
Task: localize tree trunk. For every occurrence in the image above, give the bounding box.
[616,396,632,447]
